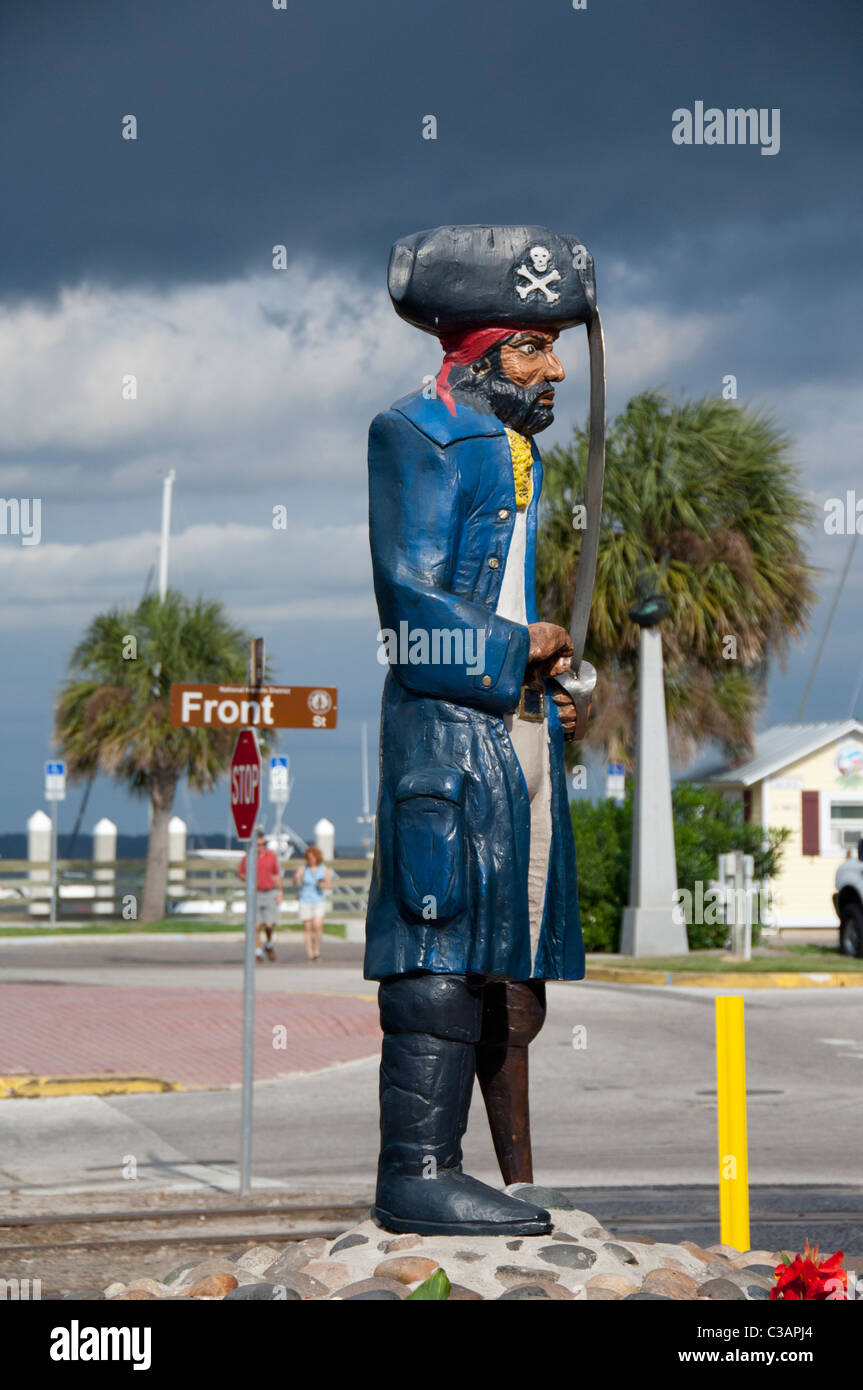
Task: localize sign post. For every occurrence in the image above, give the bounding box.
[44,761,66,926]
[170,655,335,1196]
[605,762,625,804]
[232,723,262,1197]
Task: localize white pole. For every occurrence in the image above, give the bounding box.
[49,798,58,927]
[359,721,374,857]
[158,469,176,602]
[743,854,754,962]
[361,721,370,819]
[620,627,686,956]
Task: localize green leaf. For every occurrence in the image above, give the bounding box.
[405,1268,451,1300]
[779,1251,793,1266]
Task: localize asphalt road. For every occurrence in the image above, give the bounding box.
[2,935,862,1251]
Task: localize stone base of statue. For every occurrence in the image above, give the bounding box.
[217,1186,776,1300]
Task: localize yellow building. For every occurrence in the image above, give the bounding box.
[705,719,863,937]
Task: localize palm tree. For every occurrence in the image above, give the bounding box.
[538,390,816,765]
[55,591,266,921]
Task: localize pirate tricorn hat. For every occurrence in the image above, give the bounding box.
[387,225,606,671]
[387,224,596,334]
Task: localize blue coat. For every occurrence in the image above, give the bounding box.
[364,389,584,983]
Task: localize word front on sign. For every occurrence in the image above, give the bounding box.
[169,684,338,730]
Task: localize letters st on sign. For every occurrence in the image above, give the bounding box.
[169,684,338,730]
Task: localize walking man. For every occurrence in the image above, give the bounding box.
[238,827,283,962]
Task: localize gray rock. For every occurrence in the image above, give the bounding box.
[345,1290,403,1300]
[604,1242,638,1265]
[699,1277,746,1301]
[330,1234,369,1255]
[498,1284,553,1300]
[496,1264,559,1289]
[454,1250,484,1262]
[61,1290,105,1300]
[334,1278,407,1300]
[549,1231,580,1243]
[505,1240,523,1252]
[507,1184,574,1210]
[163,1261,198,1286]
[538,1243,597,1271]
[225,1281,301,1301]
[747,1285,771,1300]
[743,1264,777,1280]
[625,1292,671,1300]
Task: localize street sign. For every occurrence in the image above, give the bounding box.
[606,762,625,803]
[230,730,261,840]
[170,684,337,730]
[269,755,290,805]
[45,760,66,802]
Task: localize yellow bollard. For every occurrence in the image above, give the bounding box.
[715,995,750,1252]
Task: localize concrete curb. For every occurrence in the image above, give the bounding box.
[585,964,863,989]
[0,1074,181,1099]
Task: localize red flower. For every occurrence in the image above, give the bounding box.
[770,1241,847,1300]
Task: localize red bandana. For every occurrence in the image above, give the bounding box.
[434,325,534,416]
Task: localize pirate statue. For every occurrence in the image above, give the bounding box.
[365,225,605,1236]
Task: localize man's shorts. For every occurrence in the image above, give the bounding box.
[256,889,279,925]
[298,898,327,922]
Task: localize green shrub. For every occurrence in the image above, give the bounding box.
[571,783,789,953]
[570,795,630,951]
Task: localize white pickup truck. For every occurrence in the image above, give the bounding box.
[834,843,863,957]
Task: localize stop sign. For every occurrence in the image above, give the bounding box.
[230,729,261,839]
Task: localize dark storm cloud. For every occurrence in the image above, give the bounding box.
[3,0,860,322]
[2,0,861,838]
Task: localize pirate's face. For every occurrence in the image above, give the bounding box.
[451,328,565,436]
[499,330,564,408]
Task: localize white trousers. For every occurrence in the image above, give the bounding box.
[504,710,552,969]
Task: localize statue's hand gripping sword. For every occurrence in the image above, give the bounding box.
[550,309,605,740]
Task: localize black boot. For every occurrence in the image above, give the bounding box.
[373,973,552,1236]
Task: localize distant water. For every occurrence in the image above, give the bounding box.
[0,833,367,859]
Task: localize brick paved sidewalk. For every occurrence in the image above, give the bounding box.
[0,985,381,1088]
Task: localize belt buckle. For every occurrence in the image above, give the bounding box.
[517,680,545,722]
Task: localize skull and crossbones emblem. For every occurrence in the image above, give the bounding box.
[515,245,561,304]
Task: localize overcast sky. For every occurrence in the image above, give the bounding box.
[1,0,861,844]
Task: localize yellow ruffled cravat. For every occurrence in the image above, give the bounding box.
[505,428,534,510]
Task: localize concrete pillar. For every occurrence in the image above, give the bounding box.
[314,817,335,861]
[27,809,52,916]
[92,817,117,916]
[168,816,187,892]
[620,627,689,957]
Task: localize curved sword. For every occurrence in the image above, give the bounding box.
[552,308,606,738]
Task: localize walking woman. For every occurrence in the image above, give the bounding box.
[295,845,330,962]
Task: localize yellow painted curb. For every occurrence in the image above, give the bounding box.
[585,965,863,989]
[0,1074,181,1099]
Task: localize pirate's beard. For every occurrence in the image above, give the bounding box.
[447,346,555,436]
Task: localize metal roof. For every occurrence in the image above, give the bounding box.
[703,720,863,787]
